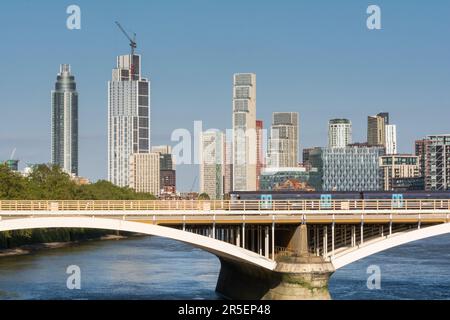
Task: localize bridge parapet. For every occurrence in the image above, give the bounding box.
[1,199,450,213]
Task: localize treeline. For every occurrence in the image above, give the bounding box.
[0,228,113,250]
[0,163,157,200]
[0,164,156,250]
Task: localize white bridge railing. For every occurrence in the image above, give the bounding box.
[0,199,449,213]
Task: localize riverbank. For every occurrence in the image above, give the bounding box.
[0,234,128,258]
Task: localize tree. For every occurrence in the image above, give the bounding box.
[198,193,210,200]
[0,164,27,199]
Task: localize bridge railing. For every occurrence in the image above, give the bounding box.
[0,199,449,212]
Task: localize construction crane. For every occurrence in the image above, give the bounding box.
[10,148,16,160]
[115,21,137,56]
[190,176,198,193]
[115,21,137,77]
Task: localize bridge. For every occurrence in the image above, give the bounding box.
[1,199,450,299]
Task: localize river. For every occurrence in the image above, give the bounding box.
[1,234,450,300]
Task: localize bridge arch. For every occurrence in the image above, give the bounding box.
[331,223,450,270]
[0,217,276,271]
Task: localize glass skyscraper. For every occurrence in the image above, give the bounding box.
[108,54,150,187]
[51,64,78,176]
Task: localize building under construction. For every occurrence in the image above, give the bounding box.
[416,135,450,191]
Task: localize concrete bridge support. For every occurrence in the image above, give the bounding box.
[216,225,335,300]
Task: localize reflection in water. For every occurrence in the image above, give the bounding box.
[0,234,450,300]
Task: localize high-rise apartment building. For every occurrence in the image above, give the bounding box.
[377,112,389,125]
[256,120,265,190]
[416,135,450,191]
[385,124,398,154]
[367,114,387,147]
[129,153,160,196]
[415,139,430,176]
[328,119,352,148]
[232,73,257,191]
[200,131,225,200]
[223,139,233,195]
[268,112,299,168]
[108,54,150,187]
[379,155,420,191]
[51,64,78,176]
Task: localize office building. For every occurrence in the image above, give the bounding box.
[129,153,160,196]
[268,112,299,168]
[51,64,78,176]
[328,119,352,148]
[108,54,150,187]
[232,73,257,191]
[320,146,385,191]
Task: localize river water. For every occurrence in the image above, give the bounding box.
[1,234,450,300]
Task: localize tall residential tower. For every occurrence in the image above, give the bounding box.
[232,73,257,191]
[268,112,299,168]
[108,54,150,187]
[200,131,225,200]
[328,119,352,148]
[51,64,78,176]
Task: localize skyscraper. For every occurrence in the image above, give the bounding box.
[377,112,389,125]
[108,54,150,187]
[385,124,397,154]
[223,139,233,196]
[200,131,224,200]
[51,64,78,176]
[268,112,299,168]
[232,73,257,191]
[256,120,265,190]
[367,114,386,147]
[328,119,352,148]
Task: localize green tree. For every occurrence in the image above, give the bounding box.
[198,193,210,200]
[0,164,26,199]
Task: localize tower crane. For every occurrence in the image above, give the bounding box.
[115,21,137,77]
[10,148,16,160]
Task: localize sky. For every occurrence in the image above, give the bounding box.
[0,0,449,191]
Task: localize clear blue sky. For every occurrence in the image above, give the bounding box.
[0,0,449,191]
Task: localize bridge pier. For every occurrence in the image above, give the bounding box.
[216,225,335,300]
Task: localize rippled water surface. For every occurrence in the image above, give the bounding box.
[1,235,450,300]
